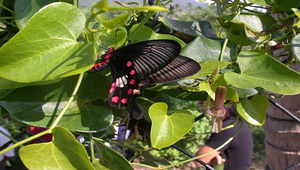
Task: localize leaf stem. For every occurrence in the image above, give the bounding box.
[0,5,14,14]
[90,133,96,163]
[219,25,232,61]
[125,0,161,42]
[50,73,84,129]
[0,129,51,155]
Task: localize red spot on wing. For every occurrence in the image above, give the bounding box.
[121,98,127,104]
[130,79,135,85]
[111,96,119,103]
[130,70,136,75]
[127,89,133,95]
[127,61,133,67]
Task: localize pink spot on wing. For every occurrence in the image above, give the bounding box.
[111,96,119,103]
[127,61,133,67]
[121,98,127,104]
[130,79,135,85]
[130,70,136,75]
[127,89,133,95]
[111,82,116,87]
[109,86,115,93]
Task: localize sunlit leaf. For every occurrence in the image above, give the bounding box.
[149,102,194,149]
[237,95,268,126]
[0,2,96,83]
[94,139,134,170]
[291,33,300,62]
[19,127,94,170]
[224,51,300,95]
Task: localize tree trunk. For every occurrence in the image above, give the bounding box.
[264,91,300,169]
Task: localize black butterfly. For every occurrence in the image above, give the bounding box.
[89,40,200,119]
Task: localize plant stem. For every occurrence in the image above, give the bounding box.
[0,5,14,14]
[125,0,161,42]
[219,25,232,61]
[50,73,84,129]
[90,133,96,163]
[0,129,51,155]
[162,119,245,169]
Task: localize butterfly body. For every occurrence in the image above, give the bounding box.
[89,40,200,119]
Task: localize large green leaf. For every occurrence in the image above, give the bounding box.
[292,8,300,26]
[0,2,96,83]
[225,14,275,43]
[149,103,194,149]
[129,25,186,47]
[190,60,231,78]
[94,139,134,170]
[14,0,73,29]
[237,95,268,126]
[0,75,113,132]
[291,33,300,62]
[160,17,219,39]
[19,126,94,170]
[224,51,300,95]
[181,35,234,62]
[272,0,300,12]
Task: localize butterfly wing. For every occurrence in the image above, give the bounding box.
[106,40,200,119]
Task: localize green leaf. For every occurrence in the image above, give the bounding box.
[248,0,269,6]
[291,33,300,62]
[292,8,300,26]
[190,61,231,78]
[231,86,259,98]
[98,27,127,53]
[225,14,275,43]
[0,2,96,83]
[19,126,94,170]
[224,51,300,95]
[272,0,300,12]
[237,95,268,126]
[139,151,171,167]
[0,75,113,132]
[0,89,13,99]
[94,139,134,170]
[129,25,186,47]
[0,77,61,89]
[181,35,234,62]
[102,13,131,32]
[93,0,109,11]
[199,75,239,102]
[14,0,73,29]
[149,103,194,149]
[160,17,219,39]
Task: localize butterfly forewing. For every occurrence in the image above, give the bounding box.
[110,40,181,78]
[89,40,200,120]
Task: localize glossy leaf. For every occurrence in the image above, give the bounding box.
[248,0,269,6]
[292,8,300,26]
[160,17,219,39]
[231,86,259,98]
[237,95,268,126]
[0,2,96,83]
[0,75,113,132]
[98,27,127,54]
[129,25,186,47]
[224,51,300,95]
[0,77,60,89]
[102,13,131,32]
[14,0,73,29]
[181,35,234,62]
[149,103,194,149]
[291,33,300,62]
[19,127,94,170]
[225,14,275,43]
[190,61,231,78]
[94,139,134,170]
[272,0,300,12]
